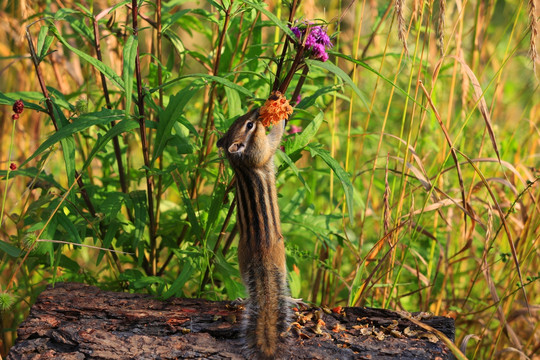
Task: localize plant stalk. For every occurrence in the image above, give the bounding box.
[131,0,157,275]
[92,17,129,195]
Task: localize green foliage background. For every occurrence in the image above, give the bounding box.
[0,0,539,358]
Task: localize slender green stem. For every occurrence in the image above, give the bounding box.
[190,1,234,198]
[0,118,17,227]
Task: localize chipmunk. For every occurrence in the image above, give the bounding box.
[217,108,290,359]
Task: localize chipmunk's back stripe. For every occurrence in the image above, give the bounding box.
[264,177,280,238]
[235,166,276,248]
[251,169,271,247]
[235,177,249,245]
[235,169,259,244]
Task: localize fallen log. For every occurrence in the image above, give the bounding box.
[7,282,455,359]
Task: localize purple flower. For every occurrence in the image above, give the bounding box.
[291,26,302,39]
[290,23,333,62]
[301,26,333,62]
[311,43,329,62]
[308,26,333,48]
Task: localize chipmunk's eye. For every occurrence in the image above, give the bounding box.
[246,121,254,130]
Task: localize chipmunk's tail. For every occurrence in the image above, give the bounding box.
[243,262,290,359]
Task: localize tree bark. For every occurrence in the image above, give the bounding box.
[7,282,455,359]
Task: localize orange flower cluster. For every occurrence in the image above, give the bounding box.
[259,91,293,127]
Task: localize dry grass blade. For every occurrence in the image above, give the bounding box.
[456,149,530,318]
[383,153,391,235]
[433,187,484,226]
[398,313,468,360]
[494,347,531,360]
[438,158,533,196]
[382,132,431,187]
[356,221,408,304]
[402,198,459,218]
[459,334,480,354]
[449,55,501,161]
[399,160,431,191]
[419,80,467,221]
[481,248,523,350]
[36,239,134,255]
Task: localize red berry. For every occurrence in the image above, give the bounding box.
[11,113,19,120]
[13,100,24,114]
[10,163,16,171]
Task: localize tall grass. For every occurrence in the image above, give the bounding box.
[0,0,538,358]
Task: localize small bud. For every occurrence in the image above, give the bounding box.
[10,163,17,171]
[13,100,24,114]
[288,125,303,135]
[12,113,19,120]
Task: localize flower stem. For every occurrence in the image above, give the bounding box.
[0,118,17,227]
[290,66,309,106]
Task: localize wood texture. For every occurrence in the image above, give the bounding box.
[7,282,456,359]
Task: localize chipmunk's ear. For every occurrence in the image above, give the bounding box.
[228,141,245,154]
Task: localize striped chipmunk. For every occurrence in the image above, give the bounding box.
[217,108,291,359]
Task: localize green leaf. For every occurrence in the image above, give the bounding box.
[0,240,22,258]
[223,87,242,118]
[151,86,199,167]
[162,9,191,32]
[123,35,138,117]
[49,24,124,90]
[204,182,226,236]
[0,167,64,190]
[56,212,82,245]
[21,109,125,168]
[52,102,77,189]
[307,143,355,221]
[165,30,186,59]
[286,111,325,154]
[242,1,295,39]
[214,252,244,299]
[207,0,225,12]
[162,253,195,299]
[133,276,166,290]
[53,8,80,20]
[97,220,121,265]
[172,173,203,242]
[36,26,48,60]
[82,118,139,171]
[275,150,310,192]
[0,92,47,113]
[306,59,369,111]
[107,0,130,15]
[155,73,253,97]
[129,190,148,253]
[296,85,340,109]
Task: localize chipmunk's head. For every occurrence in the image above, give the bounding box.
[217,108,267,166]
